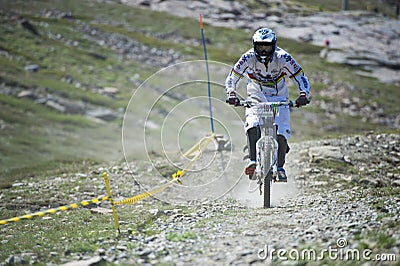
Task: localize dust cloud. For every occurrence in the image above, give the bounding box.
[229,170,298,208]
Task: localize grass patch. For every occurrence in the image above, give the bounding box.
[0,209,115,263]
[0,204,174,263]
[0,159,100,189]
[0,95,93,126]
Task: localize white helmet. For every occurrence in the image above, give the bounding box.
[252,28,277,63]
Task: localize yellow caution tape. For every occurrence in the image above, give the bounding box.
[114,179,174,205]
[0,195,110,225]
[183,133,215,158]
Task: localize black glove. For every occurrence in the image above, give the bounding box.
[295,92,309,108]
[226,92,240,106]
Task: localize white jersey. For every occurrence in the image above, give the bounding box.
[225,46,310,102]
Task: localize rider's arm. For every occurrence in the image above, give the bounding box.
[225,53,250,94]
[281,53,310,97]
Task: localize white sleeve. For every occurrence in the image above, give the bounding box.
[293,72,310,97]
[282,53,310,96]
[225,53,249,94]
[225,69,242,94]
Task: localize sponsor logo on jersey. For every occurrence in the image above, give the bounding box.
[283,53,292,62]
[301,76,309,89]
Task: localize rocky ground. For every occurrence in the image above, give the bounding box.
[1,132,399,265]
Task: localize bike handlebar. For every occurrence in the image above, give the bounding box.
[237,99,294,108]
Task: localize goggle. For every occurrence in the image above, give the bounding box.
[255,44,274,55]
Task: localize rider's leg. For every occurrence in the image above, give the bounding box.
[277,134,290,168]
[247,126,261,162]
[275,105,291,182]
[245,126,260,178]
[276,134,289,181]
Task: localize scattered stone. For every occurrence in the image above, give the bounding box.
[96,248,106,256]
[90,207,113,214]
[5,255,25,265]
[45,100,66,113]
[99,87,119,97]
[85,109,117,121]
[17,90,34,99]
[116,245,128,251]
[24,64,39,72]
[60,256,104,266]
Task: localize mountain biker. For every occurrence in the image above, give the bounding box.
[225,28,310,181]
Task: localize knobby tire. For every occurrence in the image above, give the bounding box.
[263,171,271,208]
[262,138,272,208]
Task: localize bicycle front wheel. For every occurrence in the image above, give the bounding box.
[260,139,273,208]
[263,170,272,208]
